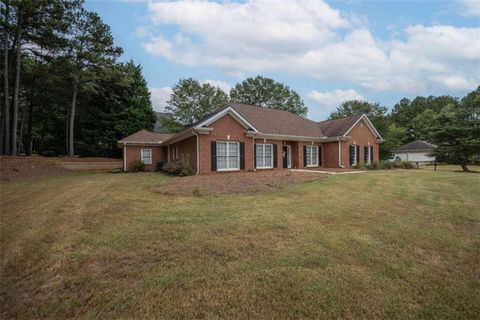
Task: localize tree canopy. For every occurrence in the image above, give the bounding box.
[1,0,155,157]
[165,78,229,128]
[431,87,480,171]
[230,76,307,116]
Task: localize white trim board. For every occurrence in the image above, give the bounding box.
[194,106,259,132]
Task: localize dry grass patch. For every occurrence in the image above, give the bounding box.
[1,170,479,319]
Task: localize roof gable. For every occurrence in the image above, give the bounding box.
[317,114,383,140]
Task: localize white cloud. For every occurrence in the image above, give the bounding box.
[202,79,232,93]
[149,86,172,111]
[142,0,480,95]
[307,89,365,110]
[458,0,480,16]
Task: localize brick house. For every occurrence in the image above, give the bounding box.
[118,103,383,173]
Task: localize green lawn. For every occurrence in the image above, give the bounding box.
[1,170,479,319]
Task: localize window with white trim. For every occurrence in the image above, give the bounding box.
[256,144,273,168]
[349,145,358,166]
[306,145,319,167]
[141,149,152,164]
[216,141,239,170]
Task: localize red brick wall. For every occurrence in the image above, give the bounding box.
[341,119,380,168]
[123,145,166,172]
[198,114,253,174]
[169,136,197,172]
[323,141,339,168]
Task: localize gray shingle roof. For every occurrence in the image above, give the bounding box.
[119,130,174,144]
[316,114,363,137]
[229,103,325,138]
[393,140,437,152]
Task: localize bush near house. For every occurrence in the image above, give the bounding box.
[361,160,416,170]
[129,160,146,172]
[162,160,195,176]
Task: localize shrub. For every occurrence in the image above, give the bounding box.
[352,163,366,170]
[162,160,195,176]
[129,160,145,172]
[111,167,124,173]
[365,160,416,170]
[366,162,381,170]
[380,161,395,169]
[397,161,416,169]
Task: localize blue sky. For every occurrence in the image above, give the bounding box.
[85,0,480,120]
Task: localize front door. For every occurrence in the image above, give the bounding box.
[282,145,291,168]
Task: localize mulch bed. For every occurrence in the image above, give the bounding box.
[153,170,327,196]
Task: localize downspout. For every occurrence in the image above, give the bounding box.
[252,133,259,171]
[337,137,345,168]
[192,130,200,175]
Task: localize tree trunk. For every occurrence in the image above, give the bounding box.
[17,106,26,154]
[11,12,22,156]
[461,163,470,172]
[26,82,34,155]
[2,0,10,155]
[68,77,79,157]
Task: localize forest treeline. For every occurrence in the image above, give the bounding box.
[1,0,155,157]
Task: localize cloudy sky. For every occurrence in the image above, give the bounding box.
[85,0,479,120]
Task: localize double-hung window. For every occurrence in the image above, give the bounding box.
[141,149,152,164]
[305,146,319,167]
[256,144,273,168]
[349,145,358,166]
[216,141,239,170]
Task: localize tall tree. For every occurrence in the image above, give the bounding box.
[391,95,458,141]
[2,0,11,154]
[165,78,229,127]
[230,76,307,116]
[75,61,156,156]
[431,87,480,171]
[65,8,122,156]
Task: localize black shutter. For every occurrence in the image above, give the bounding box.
[303,145,307,167]
[364,146,368,163]
[240,142,245,170]
[370,145,374,162]
[211,141,217,171]
[273,144,278,168]
[356,145,360,164]
[254,144,257,169]
[318,146,322,166]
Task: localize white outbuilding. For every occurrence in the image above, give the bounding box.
[392,140,437,165]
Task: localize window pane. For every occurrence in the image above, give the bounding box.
[264,145,272,167]
[141,149,151,164]
[217,142,227,169]
[256,144,264,168]
[228,142,239,169]
[306,146,312,166]
[311,146,318,166]
[217,142,227,156]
